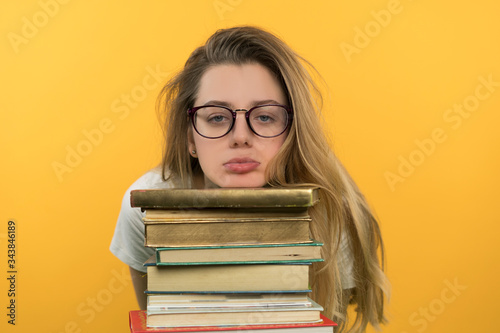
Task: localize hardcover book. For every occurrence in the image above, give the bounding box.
[130,310,337,333]
[143,218,311,247]
[143,208,311,220]
[147,293,311,311]
[145,262,311,293]
[146,297,324,327]
[131,187,320,209]
[154,241,323,265]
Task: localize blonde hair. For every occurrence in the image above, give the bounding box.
[157,26,389,332]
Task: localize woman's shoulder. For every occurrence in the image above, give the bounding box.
[118,167,179,214]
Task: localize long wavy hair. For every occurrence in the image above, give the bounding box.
[156,26,389,332]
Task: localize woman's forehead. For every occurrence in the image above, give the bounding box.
[194,63,286,107]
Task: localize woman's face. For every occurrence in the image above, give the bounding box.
[188,63,288,188]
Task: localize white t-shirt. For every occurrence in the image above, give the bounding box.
[110,168,355,288]
[110,168,173,272]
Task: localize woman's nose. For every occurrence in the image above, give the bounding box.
[228,111,252,146]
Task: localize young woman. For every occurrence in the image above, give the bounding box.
[111,26,389,332]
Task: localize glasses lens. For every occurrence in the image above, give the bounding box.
[193,106,233,138]
[249,105,289,137]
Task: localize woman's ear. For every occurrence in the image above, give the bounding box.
[187,127,197,158]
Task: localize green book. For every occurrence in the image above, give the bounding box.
[154,241,324,265]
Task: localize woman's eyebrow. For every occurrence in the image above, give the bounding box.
[202,99,282,107]
[250,99,282,106]
[202,100,232,107]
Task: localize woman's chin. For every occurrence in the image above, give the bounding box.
[205,174,266,188]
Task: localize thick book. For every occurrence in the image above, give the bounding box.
[154,241,323,265]
[135,188,319,247]
[145,262,311,293]
[143,218,311,247]
[131,187,320,209]
[130,310,337,332]
[146,297,323,328]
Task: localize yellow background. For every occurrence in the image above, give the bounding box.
[1,1,499,332]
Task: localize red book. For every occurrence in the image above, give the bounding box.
[129,310,337,333]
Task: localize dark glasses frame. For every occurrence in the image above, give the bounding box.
[187,104,293,139]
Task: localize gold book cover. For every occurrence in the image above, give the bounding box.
[143,219,311,247]
[143,207,311,221]
[131,187,319,210]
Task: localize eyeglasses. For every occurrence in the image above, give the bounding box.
[187,104,293,139]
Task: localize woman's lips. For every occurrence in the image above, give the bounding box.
[223,158,260,173]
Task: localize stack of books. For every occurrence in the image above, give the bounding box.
[129,187,337,332]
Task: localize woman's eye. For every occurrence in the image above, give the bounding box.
[209,115,224,122]
[207,114,229,124]
[253,113,276,123]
